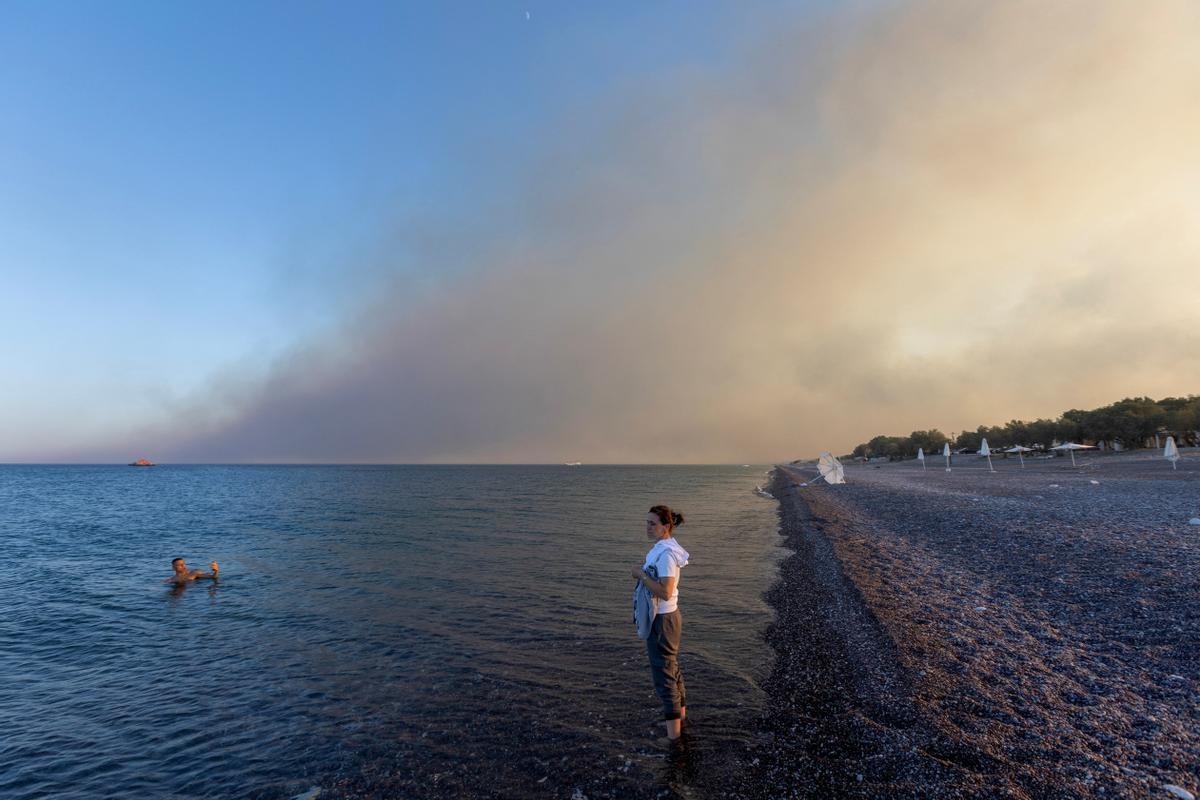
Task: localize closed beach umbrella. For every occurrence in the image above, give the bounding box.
[943,442,951,472]
[917,447,926,471]
[1004,445,1032,468]
[817,452,846,484]
[1164,435,1179,470]
[980,438,995,473]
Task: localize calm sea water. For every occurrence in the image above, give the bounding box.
[0,465,782,799]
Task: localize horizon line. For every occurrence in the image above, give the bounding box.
[0,461,791,467]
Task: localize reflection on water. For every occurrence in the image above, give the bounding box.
[0,465,781,799]
[167,579,220,602]
[664,733,698,792]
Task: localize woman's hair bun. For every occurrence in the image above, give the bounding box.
[649,504,684,529]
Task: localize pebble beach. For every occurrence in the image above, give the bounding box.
[733,450,1198,799]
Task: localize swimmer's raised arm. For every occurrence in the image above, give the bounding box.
[167,558,219,583]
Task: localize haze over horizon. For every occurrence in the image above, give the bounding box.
[4,0,1199,464]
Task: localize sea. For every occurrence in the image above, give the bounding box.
[0,465,783,799]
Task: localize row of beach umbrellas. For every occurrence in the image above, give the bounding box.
[805,436,1182,489]
[915,443,963,472]
[914,437,1183,471]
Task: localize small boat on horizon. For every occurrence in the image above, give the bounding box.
[564,462,582,466]
[128,458,155,467]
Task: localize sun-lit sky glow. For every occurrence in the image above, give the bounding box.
[3,0,1199,463]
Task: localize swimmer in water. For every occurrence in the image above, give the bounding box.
[166,558,219,585]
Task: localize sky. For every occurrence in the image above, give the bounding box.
[3,0,1199,463]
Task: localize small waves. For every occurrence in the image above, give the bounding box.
[0,465,781,799]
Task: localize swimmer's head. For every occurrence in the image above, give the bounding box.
[171,557,186,574]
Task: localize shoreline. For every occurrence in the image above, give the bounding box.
[733,453,1198,799]
[727,467,991,798]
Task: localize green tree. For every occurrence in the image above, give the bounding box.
[1025,418,1058,448]
[909,429,950,455]
[1164,396,1200,445]
[954,429,983,452]
[1109,397,1168,447]
[1069,398,1166,448]
[1051,416,1080,445]
[1002,419,1033,446]
[865,434,905,460]
[1062,408,1098,441]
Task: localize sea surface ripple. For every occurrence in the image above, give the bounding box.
[0,465,781,799]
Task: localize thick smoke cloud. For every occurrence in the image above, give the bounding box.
[72,0,1200,462]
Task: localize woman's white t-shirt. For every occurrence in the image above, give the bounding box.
[643,538,682,613]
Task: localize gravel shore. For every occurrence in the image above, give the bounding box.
[735,451,1198,799]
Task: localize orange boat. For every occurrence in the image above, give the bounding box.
[128,458,155,467]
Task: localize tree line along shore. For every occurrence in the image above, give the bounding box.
[844,395,1199,462]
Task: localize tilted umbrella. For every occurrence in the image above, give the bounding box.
[917,447,926,471]
[1164,436,1179,470]
[980,438,995,473]
[1004,445,1032,468]
[816,452,846,484]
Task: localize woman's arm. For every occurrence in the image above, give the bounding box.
[635,570,676,601]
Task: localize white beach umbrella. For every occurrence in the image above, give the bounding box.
[1164,435,1179,470]
[942,442,951,472]
[1051,442,1093,467]
[1004,445,1032,468]
[979,438,995,472]
[917,447,926,471]
[816,452,846,484]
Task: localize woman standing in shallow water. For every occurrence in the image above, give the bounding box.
[632,504,690,740]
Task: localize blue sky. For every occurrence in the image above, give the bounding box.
[1,1,796,454]
[5,1,1197,462]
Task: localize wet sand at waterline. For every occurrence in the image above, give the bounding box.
[737,451,1197,799]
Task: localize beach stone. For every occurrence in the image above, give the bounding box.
[291,789,321,800]
[1090,480,1100,484]
[769,459,1198,799]
[1163,785,1195,800]
[1188,518,1200,526]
